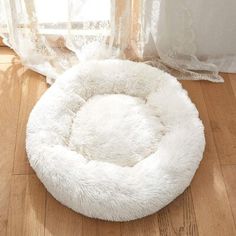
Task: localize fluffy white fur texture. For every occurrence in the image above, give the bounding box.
[26,60,205,221]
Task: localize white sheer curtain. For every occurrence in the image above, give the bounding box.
[0,0,118,83]
[146,0,236,76]
[1,0,235,84]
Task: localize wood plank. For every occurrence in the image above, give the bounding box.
[0,175,12,236]
[46,202,121,236]
[82,217,97,236]
[222,165,236,227]
[121,213,160,236]
[13,69,48,175]
[200,75,236,165]
[45,193,83,236]
[0,47,19,64]
[7,175,46,236]
[121,187,197,236]
[181,80,236,235]
[45,195,120,236]
[0,63,22,235]
[96,220,120,236]
[157,188,198,236]
[0,63,23,174]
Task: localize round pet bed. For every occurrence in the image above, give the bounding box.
[26,60,205,221]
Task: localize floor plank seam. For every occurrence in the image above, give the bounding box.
[221,163,236,166]
[43,191,48,236]
[228,75,236,103]
[12,173,36,176]
[189,186,200,236]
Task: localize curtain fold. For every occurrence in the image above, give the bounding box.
[1,0,235,83]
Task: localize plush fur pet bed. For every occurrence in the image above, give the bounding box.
[26,60,205,221]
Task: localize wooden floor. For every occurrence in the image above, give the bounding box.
[0,47,236,236]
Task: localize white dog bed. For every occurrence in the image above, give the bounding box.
[26,60,205,221]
